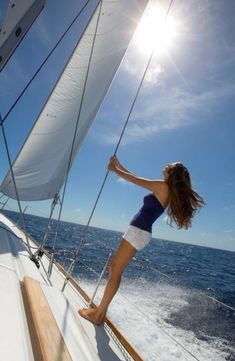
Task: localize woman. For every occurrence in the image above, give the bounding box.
[78,155,205,325]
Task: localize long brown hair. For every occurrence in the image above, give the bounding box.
[166,162,205,229]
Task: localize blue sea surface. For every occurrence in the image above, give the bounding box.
[3,210,235,360]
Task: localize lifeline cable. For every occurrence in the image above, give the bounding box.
[120,291,202,361]
[76,234,235,313]
[74,248,202,361]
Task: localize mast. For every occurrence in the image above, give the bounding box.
[0,0,46,71]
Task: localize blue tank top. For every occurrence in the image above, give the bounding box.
[130,193,165,233]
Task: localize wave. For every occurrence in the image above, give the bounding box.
[78,278,235,361]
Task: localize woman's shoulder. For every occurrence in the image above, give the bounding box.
[152,180,169,208]
[153,179,169,190]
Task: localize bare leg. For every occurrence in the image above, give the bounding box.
[78,239,136,325]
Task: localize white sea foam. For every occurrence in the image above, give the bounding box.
[78,278,233,361]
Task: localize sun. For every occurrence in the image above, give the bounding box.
[135,4,177,54]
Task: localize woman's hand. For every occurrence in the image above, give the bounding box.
[108,155,119,172]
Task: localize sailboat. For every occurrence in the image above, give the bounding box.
[0,0,150,360]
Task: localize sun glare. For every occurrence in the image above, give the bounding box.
[135,5,177,54]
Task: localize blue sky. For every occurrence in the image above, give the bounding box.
[0,0,235,252]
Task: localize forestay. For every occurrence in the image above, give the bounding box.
[0,0,147,201]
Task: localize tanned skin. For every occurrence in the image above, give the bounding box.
[78,156,170,325]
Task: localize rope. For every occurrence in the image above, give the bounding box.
[48,0,103,277]
[0,0,91,126]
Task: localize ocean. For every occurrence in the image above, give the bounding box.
[3,210,235,361]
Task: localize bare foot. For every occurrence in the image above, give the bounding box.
[78,308,105,326]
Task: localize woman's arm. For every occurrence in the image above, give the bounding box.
[113,157,135,175]
[108,156,165,192]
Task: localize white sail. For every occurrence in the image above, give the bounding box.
[0,0,147,201]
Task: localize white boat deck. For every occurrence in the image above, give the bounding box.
[0,212,137,361]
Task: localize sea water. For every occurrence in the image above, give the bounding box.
[4,210,235,361]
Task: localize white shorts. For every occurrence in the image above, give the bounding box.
[123,225,151,251]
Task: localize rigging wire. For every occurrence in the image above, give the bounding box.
[48,0,103,277]
[113,0,174,154]
[0,195,9,210]
[0,119,33,257]
[0,0,96,266]
[31,193,61,263]
[0,223,39,250]
[0,0,92,126]
[61,0,175,291]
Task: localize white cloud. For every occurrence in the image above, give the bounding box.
[117,178,133,186]
[92,0,235,151]
[224,204,235,211]
[223,230,235,242]
[200,232,210,239]
[122,56,164,86]
[144,62,164,85]
[225,234,235,242]
[100,82,235,146]
[95,0,235,151]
